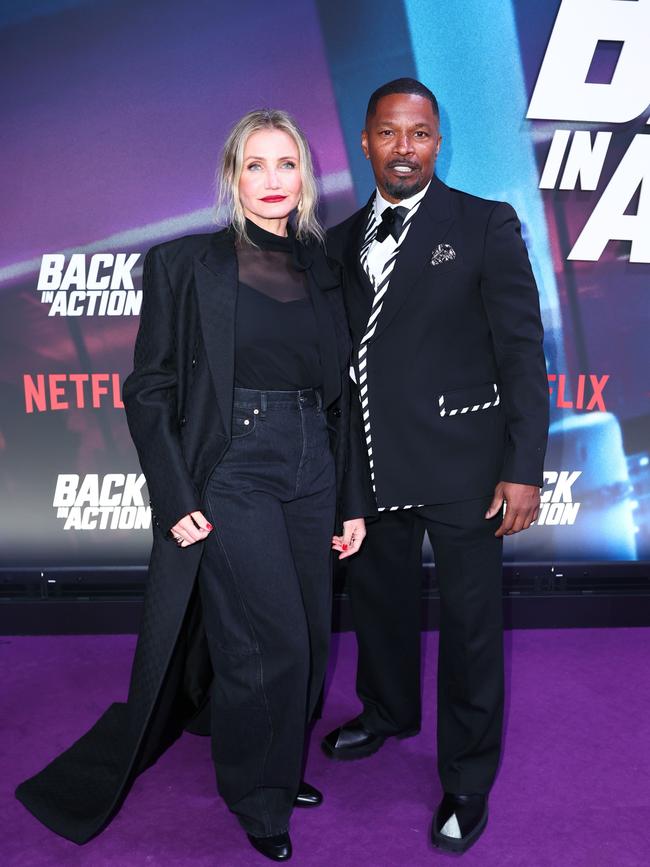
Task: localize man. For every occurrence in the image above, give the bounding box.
[324,78,549,854]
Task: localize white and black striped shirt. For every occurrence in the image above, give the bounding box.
[364,182,430,287]
[355,182,430,511]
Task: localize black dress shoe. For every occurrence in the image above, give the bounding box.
[321,717,386,760]
[247,831,292,861]
[294,780,323,808]
[431,793,488,854]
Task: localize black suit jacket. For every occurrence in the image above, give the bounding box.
[327,175,549,507]
[123,226,374,532]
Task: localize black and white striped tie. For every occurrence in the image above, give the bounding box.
[356,201,422,510]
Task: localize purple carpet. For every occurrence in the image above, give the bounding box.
[2,628,649,866]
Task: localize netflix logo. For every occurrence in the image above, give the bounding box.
[547,374,608,411]
[24,373,124,413]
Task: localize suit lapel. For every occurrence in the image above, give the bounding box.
[367,175,454,346]
[193,229,237,433]
[352,195,375,298]
[344,198,375,339]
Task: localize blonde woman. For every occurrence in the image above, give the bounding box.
[16,110,374,862]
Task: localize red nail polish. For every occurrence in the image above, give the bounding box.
[206,522,213,530]
[342,543,348,551]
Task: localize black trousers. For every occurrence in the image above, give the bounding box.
[198,387,336,837]
[347,498,504,794]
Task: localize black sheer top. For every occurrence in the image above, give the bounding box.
[234,219,322,390]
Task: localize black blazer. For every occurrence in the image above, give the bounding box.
[16,228,381,845]
[123,227,374,533]
[16,229,379,847]
[327,175,549,507]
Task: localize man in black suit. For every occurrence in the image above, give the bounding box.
[323,79,549,854]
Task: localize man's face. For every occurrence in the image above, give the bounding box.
[362,93,441,202]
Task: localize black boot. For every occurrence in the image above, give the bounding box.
[294,780,323,808]
[321,717,386,760]
[431,793,488,854]
[247,831,292,861]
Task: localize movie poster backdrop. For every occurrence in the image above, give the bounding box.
[1,0,648,584]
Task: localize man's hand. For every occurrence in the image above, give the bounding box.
[170,511,213,547]
[332,518,367,560]
[486,482,540,538]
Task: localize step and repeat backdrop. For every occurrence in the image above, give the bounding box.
[1,0,648,584]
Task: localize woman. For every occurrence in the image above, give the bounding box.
[16,110,375,862]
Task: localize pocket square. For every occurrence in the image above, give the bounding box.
[431,243,456,266]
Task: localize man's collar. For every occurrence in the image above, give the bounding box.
[373,180,432,219]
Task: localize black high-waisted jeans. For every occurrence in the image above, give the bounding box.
[198,387,336,837]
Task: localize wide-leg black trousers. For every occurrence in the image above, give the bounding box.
[198,387,336,837]
[347,498,504,794]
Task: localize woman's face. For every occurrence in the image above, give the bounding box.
[238,129,303,230]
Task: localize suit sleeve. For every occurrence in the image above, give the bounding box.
[122,247,200,533]
[480,203,549,487]
[341,378,378,522]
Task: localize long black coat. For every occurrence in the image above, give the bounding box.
[328,175,549,506]
[16,228,374,844]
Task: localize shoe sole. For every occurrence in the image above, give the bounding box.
[431,806,488,854]
[320,735,386,761]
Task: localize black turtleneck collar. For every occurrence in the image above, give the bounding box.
[244,218,293,252]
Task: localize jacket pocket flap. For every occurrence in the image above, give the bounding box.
[439,382,499,416]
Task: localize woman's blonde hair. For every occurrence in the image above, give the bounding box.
[217,108,324,245]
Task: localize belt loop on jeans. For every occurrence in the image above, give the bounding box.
[260,392,267,413]
[315,388,323,411]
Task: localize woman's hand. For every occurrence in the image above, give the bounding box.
[170,511,213,547]
[332,518,366,560]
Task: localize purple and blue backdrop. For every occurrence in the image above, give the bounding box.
[1,0,648,591]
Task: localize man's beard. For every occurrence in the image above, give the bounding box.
[382,171,428,200]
